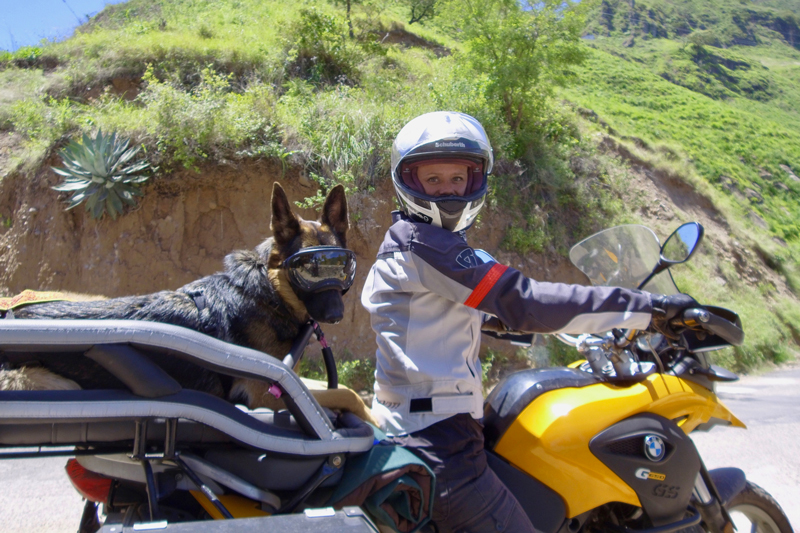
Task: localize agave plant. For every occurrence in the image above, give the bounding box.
[52,129,153,219]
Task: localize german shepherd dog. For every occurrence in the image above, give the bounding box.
[0,182,351,408]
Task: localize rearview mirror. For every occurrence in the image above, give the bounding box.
[661,222,703,263]
[636,222,704,290]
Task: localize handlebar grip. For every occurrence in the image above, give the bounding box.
[670,308,710,328]
[671,307,745,346]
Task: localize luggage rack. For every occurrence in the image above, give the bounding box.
[0,319,381,524]
[0,319,375,455]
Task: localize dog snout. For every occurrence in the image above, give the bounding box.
[319,310,343,324]
[304,290,345,324]
[315,302,344,324]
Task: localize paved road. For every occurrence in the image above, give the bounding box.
[0,452,85,532]
[691,365,800,530]
[1,366,797,532]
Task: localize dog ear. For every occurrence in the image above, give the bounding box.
[271,182,301,245]
[321,184,349,242]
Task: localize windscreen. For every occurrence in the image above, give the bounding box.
[568,225,680,295]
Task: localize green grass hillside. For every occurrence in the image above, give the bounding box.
[582,0,800,221]
[1,0,799,373]
[563,44,800,259]
[561,0,800,369]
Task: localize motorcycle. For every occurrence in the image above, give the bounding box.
[482,222,793,533]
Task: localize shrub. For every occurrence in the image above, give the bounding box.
[502,213,549,254]
[481,347,534,392]
[52,129,153,219]
[296,353,375,393]
[0,46,49,68]
[137,65,275,168]
[440,0,587,150]
[277,82,401,206]
[7,99,50,139]
[544,336,582,367]
[428,62,514,159]
[284,8,361,86]
[687,30,723,49]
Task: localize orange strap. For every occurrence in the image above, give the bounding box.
[0,290,69,311]
[464,263,508,308]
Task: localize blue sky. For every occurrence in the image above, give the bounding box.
[1,0,126,51]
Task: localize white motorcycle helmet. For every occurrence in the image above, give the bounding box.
[391,111,494,232]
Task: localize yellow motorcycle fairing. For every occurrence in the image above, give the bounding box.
[493,372,745,518]
[191,490,271,519]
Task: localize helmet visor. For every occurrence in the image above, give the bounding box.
[401,157,485,196]
[283,247,357,294]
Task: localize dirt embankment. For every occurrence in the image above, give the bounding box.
[0,159,584,361]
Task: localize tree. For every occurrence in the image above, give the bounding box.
[406,0,437,25]
[439,0,587,139]
[331,0,362,38]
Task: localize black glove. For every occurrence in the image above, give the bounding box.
[481,316,534,345]
[649,293,700,340]
[482,316,511,334]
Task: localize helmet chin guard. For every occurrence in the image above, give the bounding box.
[391,112,493,232]
[394,181,487,232]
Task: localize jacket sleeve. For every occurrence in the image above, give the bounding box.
[409,230,653,335]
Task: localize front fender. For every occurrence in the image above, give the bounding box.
[709,467,747,507]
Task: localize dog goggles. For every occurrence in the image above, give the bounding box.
[283,246,357,294]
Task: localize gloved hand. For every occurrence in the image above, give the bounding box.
[481,316,534,345]
[482,316,511,334]
[649,293,701,340]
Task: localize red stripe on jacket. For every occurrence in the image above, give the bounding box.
[464,263,508,308]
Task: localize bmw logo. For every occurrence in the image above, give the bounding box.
[643,435,666,462]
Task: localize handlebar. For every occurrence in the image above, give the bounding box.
[556,305,743,351]
[555,333,582,346]
[669,306,744,346]
[555,333,614,349]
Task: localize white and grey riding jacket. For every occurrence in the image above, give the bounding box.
[361,212,654,436]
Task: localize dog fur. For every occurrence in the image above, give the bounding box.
[0,182,351,409]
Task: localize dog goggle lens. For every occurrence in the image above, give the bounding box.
[283,247,357,293]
